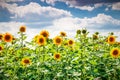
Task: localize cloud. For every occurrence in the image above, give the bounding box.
[0,21,41,41]
[41,0,120,11]
[0,13,120,41]
[112,2,120,10]
[0,0,23,2]
[0,2,72,19]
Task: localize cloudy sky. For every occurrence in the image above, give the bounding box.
[0,0,120,41]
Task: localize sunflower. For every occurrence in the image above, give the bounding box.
[37,35,46,46]
[40,30,49,38]
[0,46,3,51]
[3,33,13,42]
[107,36,115,44]
[21,57,31,66]
[110,48,120,58]
[0,34,3,41]
[54,53,61,60]
[68,39,74,46]
[93,34,98,40]
[53,36,62,45]
[60,32,67,37]
[33,35,39,42]
[20,26,26,32]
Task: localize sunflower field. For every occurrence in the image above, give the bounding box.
[0,26,120,80]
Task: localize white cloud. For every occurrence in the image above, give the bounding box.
[71,5,95,11]
[0,13,120,41]
[112,2,120,10]
[0,2,72,18]
[0,0,23,2]
[0,22,40,41]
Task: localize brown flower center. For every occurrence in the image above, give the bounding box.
[42,32,47,37]
[69,40,73,44]
[39,38,44,43]
[5,35,11,40]
[56,38,61,43]
[24,59,30,64]
[0,46,2,51]
[113,50,118,55]
[55,54,60,59]
[109,37,114,42]
[20,27,25,32]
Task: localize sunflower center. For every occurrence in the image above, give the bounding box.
[0,35,2,38]
[61,33,65,36]
[20,27,25,32]
[42,33,47,37]
[55,54,60,59]
[113,50,118,55]
[109,37,114,42]
[24,59,30,64]
[5,35,11,40]
[39,38,44,43]
[0,47,2,51]
[69,40,73,44]
[56,38,61,43]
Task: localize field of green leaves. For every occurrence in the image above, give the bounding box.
[0,26,120,80]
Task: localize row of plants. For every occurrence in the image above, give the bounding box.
[0,26,120,80]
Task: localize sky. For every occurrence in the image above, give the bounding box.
[0,0,120,41]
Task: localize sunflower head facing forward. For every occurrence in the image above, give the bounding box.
[68,39,74,46]
[19,26,26,32]
[107,36,115,44]
[53,36,62,46]
[54,53,61,61]
[110,48,120,58]
[3,33,13,42]
[40,30,49,38]
[37,35,46,46]
[21,57,31,66]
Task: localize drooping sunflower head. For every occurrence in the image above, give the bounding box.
[53,36,62,45]
[3,33,13,42]
[37,35,46,46]
[76,30,81,34]
[21,57,31,66]
[107,35,115,44]
[68,39,74,46]
[0,34,3,41]
[19,25,26,32]
[93,34,98,40]
[0,46,3,51]
[110,48,120,58]
[40,30,49,38]
[60,32,67,37]
[82,29,87,34]
[54,53,61,61]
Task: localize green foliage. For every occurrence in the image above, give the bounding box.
[0,30,120,80]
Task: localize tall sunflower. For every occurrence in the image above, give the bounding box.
[40,30,49,38]
[53,36,62,45]
[110,48,120,58]
[60,32,67,37]
[54,53,61,61]
[37,35,46,46]
[20,26,26,32]
[3,33,13,42]
[21,57,31,66]
[0,34,3,41]
[107,35,115,44]
[68,39,74,46]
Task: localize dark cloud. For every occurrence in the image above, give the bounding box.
[67,0,120,6]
